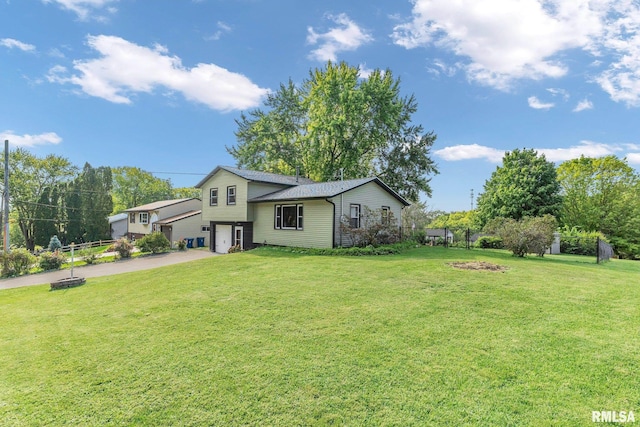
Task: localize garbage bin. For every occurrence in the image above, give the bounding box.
[186,238,194,248]
[196,237,205,247]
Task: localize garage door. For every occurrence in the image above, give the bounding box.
[215,225,232,254]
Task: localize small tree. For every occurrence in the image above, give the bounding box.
[48,235,62,252]
[136,232,170,254]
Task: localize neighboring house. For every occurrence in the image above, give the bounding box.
[195,166,410,253]
[108,213,128,240]
[425,228,454,244]
[124,199,207,247]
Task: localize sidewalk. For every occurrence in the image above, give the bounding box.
[0,249,220,290]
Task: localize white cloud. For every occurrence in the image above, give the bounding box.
[358,64,374,79]
[0,38,35,52]
[206,21,232,41]
[307,13,373,62]
[547,87,570,100]
[391,0,640,105]
[392,0,599,89]
[47,35,269,111]
[0,131,62,147]
[42,0,118,20]
[537,141,620,161]
[573,98,594,112]
[627,153,640,164]
[435,141,630,163]
[528,96,555,110]
[434,144,505,163]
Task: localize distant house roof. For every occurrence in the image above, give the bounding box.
[124,198,198,212]
[249,177,410,206]
[108,213,128,223]
[155,210,202,225]
[425,228,454,237]
[195,166,314,188]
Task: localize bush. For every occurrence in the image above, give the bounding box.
[175,239,187,251]
[113,238,134,259]
[559,227,604,256]
[1,249,36,277]
[79,248,98,265]
[228,244,242,253]
[340,207,400,247]
[136,232,170,254]
[407,230,427,245]
[48,235,62,252]
[485,215,557,257]
[38,251,66,271]
[475,236,503,249]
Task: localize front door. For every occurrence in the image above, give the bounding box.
[234,226,243,250]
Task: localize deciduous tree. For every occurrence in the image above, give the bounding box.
[2,148,76,251]
[228,62,438,202]
[476,149,561,226]
[112,167,172,213]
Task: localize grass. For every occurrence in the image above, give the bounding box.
[1,246,639,426]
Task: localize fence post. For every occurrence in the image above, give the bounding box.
[596,237,600,264]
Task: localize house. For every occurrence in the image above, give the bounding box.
[124,198,209,247]
[195,166,410,253]
[425,228,454,244]
[108,213,128,240]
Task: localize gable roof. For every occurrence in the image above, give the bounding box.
[155,210,202,225]
[249,177,410,206]
[195,165,314,188]
[124,198,198,212]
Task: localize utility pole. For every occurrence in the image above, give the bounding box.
[3,139,9,253]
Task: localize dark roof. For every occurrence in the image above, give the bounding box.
[155,210,202,225]
[124,198,198,212]
[195,165,314,188]
[250,177,410,206]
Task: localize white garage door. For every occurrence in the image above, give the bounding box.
[215,225,232,254]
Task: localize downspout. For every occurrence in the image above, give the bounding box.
[326,198,336,248]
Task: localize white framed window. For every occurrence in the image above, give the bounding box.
[139,212,149,224]
[201,226,210,233]
[274,204,303,230]
[350,204,361,228]
[210,188,218,206]
[227,186,236,205]
[381,206,390,225]
[129,213,135,224]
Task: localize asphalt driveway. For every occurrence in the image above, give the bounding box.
[0,249,220,290]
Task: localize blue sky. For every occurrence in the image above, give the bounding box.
[1,0,639,212]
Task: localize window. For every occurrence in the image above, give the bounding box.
[381,206,390,225]
[350,204,361,228]
[227,186,236,205]
[129,213,135,224]
[210,188,218,206]
[139,212,149,224]
[274,204,303,230]
[201,225,210,233]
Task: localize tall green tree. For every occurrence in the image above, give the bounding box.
[80,163,113,241]
[32,185,62,247]
[1,148,77,251]
[172,187,201,200]
[476,148,561,226]
[112,167,172,213]
[228,61,438,202]
[557,155,640,258]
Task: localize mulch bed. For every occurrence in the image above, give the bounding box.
[448,261,508,272]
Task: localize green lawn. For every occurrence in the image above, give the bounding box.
[1,247,638,426]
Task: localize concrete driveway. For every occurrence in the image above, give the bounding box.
[0,249,220,290]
